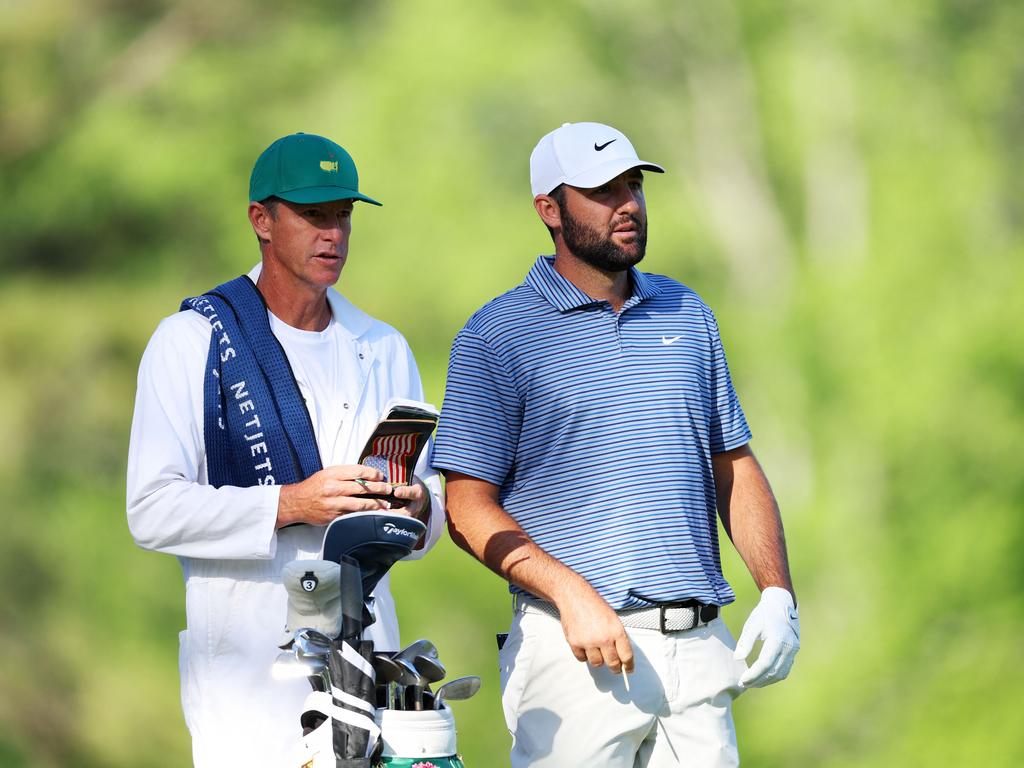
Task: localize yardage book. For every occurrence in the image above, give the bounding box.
[356,398,439,505]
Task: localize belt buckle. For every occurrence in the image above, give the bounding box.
[657,600,713,632]
[658,604,696,633]
[658,604,670,633]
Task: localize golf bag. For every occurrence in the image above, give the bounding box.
[300,703,465,768]
[279,512,470,767]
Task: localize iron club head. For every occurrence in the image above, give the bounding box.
[391,656,422,687]
[413,654,446,684]
[294,627,334,653]
[435,676,482,708]
[273,647,331,692]
[394,638,437,664]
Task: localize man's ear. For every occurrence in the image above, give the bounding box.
[248,202,273,242]
[534,194,561,231]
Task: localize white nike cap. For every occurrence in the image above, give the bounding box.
[529,121,665,197]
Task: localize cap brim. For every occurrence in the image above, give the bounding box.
[275,186,383,206]
[564,159,665,191]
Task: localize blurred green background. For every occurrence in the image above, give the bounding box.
[2,0,1023,765]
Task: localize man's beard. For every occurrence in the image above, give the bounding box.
[561,207,647,272]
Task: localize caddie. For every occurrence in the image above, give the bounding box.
[126,132,444,767]
[433,121,800,767]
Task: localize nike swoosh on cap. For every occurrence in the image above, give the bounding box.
[594,139,617,151]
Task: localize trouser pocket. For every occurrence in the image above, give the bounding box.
[498,611,539,734]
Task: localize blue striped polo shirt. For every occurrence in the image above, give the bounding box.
[432,255,751,609]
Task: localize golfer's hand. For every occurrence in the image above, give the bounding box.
[277,464,393,528]
[556,587,634,675]
[734,586,800,688]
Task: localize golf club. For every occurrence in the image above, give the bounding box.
[275,647,331,693]
[435,676,482,709]
[392,656,424,710]
[374,654,406,710]
[294,627,334,653]
[413,654,446,684]
[394,638,438,664]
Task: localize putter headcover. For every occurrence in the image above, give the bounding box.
[281,559,343,640]
[322,511,427,603]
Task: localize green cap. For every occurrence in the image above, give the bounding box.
[248,132,382,206]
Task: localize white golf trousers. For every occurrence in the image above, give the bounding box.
[499,606,747,767]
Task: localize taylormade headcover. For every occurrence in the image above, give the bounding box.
[321,511,427,603]
[281,559,343,640]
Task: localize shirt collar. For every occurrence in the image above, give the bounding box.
[525,255,662,312]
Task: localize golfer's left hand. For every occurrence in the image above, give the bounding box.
[734,586,800,688]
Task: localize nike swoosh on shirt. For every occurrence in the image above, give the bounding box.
[661,336,683,345]
[594,139,617,151]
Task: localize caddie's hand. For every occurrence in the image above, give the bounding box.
[734,586,800,688]
[277,464,393,528]
[556,585,634,675]
[388,478,430,521]
[387,479,431,550]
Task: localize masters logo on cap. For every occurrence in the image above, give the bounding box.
[249,132,382,206]
[529,121,665,198]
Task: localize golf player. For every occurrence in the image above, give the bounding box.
[433,121,800,766]
[126,132,444,767]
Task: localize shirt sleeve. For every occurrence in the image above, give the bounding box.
[432,326,522,485]
[704,309,753,453]
[126,313,281,559]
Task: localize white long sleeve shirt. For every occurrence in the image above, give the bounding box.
[126,266,444,767]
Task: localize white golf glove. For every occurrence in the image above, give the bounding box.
[734,586,800,688]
